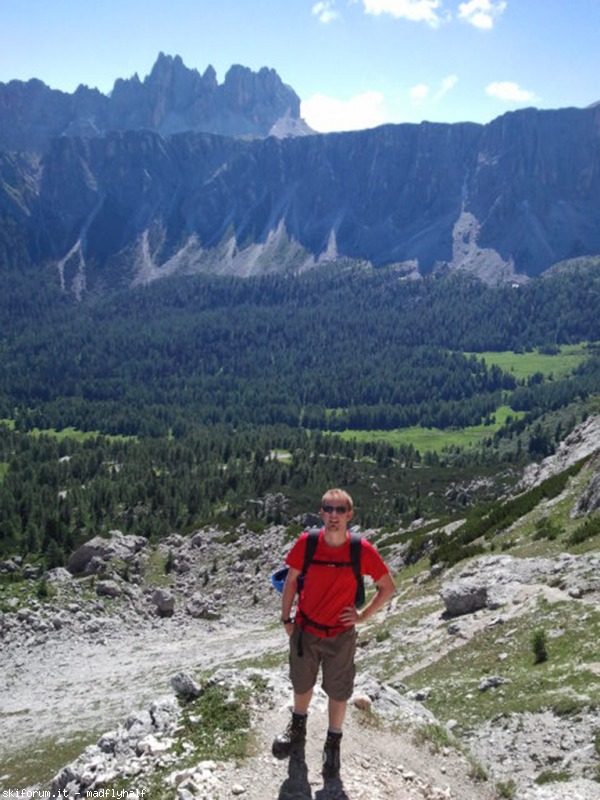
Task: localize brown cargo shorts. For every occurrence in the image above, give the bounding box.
[289,625,357,701]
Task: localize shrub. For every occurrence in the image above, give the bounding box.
[551,697,585,717]
[532,628,548,664]
[533,518,561,541]
[36,576,55,600]
[413,722,455,753]
[535,770,571,785]
[467,758,488,782]
[568,516,600,546]
[496,779,517,798]
[174,682,252,762]
[375,627,391,643]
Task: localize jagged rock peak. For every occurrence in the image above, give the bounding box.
[149,51,189,77]
[0,53,312,152]
[136,52,214,96]
[202,64,218,88]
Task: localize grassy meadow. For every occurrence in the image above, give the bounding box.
[340,405,522,454]
[472,343,592,381]
[339,344,594,453]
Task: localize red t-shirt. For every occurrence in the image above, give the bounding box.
[285,529,389,636]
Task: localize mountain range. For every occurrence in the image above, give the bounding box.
[1,53,599,292]
[0,52,312,149]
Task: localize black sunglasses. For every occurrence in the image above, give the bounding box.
[321,504,349,514]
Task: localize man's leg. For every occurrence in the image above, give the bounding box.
[327,697,347,731]
[272,629,318,759]
[294,687,314,715]
[322,698,346,779]
[321,630,356,779]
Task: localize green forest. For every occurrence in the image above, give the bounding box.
[2,259,600,436]
[1,256,600,566]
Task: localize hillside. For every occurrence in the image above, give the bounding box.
[1,415,600,799]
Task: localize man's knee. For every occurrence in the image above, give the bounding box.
[321,629,356,699]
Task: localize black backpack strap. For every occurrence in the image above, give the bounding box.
[349,533,362,582]
[300,528,320,580]
[350,533,365,608]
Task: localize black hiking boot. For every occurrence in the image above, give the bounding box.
[272,712,307,759]
[322,730,342,779]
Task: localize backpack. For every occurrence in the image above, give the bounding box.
[270,529,365,608]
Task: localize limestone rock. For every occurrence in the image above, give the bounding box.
[171,672,203,701]
[67,530,147,575]
[440,580,488,617]
[520,416,600,490]
[96,580,122,598]
[152,588,175,617]
[572,456,600,517]
[185,592,220,620]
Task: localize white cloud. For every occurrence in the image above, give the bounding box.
[486,81,537,103]
[301,91,387,132]
[312,1,340,23]
[410,84,431,103]
[410,74,458,105]
[458,0,507,30]
[433,73,458,100]
[360,0,444,27]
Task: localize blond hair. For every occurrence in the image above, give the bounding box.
[321,488,353,511]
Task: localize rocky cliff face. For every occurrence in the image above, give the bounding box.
[0,53,310,153]
[0,56,599,289]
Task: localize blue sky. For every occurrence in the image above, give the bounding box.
[2,0,599,132]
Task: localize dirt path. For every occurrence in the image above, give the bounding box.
[195,688,499,800]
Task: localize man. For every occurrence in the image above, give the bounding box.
[273,488,396,779]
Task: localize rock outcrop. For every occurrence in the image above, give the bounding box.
[50,694,181,798]
[67,529,147,574]
[440,552,600,617]
[519,415,600,490]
